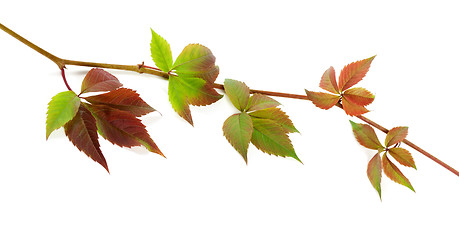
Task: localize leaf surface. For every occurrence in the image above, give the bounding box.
[305,90,340,110]
[319,66,339,94]
[46,91,81,139]
[385,127,408,147]
[367,153,382,199]
[388,147,416,169]
[245,94,280,112]
[171,44,216,75]
[80,68,122,94]
[349,121,383,150]
[250,118,301,163]
[150,29,173,72]
[382,152,415,192]
[342,96,370,116]
[87,104,164,157]
[168,75,193,125]
[64,105,108,172]
[249,108,299,133]
[338,56,375,91]
[342,87,374,106]
[222,112,253,163]
[224,79,251,111]
[85,88,156,117]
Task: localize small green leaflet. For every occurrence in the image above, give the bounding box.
[150,29,222,125]
[46,91,81,139]
[222,79,301,164]
[349,121,416,198]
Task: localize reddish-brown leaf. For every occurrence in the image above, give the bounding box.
[382,152,415,192]
[342,96,370,116]
[367,153,382,199]
[388,147,416,169]
[86,104,164,157]
[80,68,123,94]
[349,121,383,150]
[64,105,109,172]
[342,87,374,106]
[85,88,156,117]
[338,56,375,91]
[319,66,339,94]
[305,90,340,110]
[385,127,408,147]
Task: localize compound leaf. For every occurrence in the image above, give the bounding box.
[150,29,173,72]
[80,68,122,94]
[319,66,339,94]
[246,94,280,112]
[46,91,81,139]
[249,107,299,133]
[85,88,156,117]
[250,118,301,163]
[349,121,383,150]
[305,90,340,110]
[385,127,408,147]
[388,147,416,169]
[64,105,108,172]
[382,152,415,192]
[338,56,375,91]
[224,79,250,111]
[342,87,374,106]
[367,153,382,199]
[86,104,164,157]
[222,112,253,163]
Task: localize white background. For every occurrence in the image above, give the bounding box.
[1,1,459,239]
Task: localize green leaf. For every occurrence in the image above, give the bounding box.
[150,29,173,72]
[388,147,416,169]
[80,68,122,94]
[46,91,81,139]
[249,108,299,133]
[250,118,301,163]
[168,75,193,125]
[222,112,253,163]
[223,79,250,111]
[349,121,383,150]
[245,94,280,112]
[382,152,415,192]
[385,126,408,147]
[367,153,382,199]
[64,105,109,172]
[171,44,216,75]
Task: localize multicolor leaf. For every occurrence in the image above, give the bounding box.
[385,127,408,147]
[349,121,383,150]
[367,153,382,199]
[305,90,340,110]
[388,147,416,169]
[85,88,155,117]
[249,108,299,133]
[319,66,339,94]
[250,118,301,163]
[80,68,122,94]
[382,152,415,192]
[150,29,173,72]
[64,105,108,172]
[168,75,193,125]
[46,91,81,139]
[224,79,251,111]
[171,44,216,75]
[341,96,370,116]
[86,104,164,157]
[245,94,280,112]
[222,112,253,163]
[338,55,375,91]
[342,87,374,106]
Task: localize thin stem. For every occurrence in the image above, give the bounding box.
[1,22,457,177]
[60,68,73,92]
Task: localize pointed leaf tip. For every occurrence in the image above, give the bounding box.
[385,126,408,147]
[349,121,383,150]
[80,68,122,94]
[223,112,253,163]
[46,91,81,139]
[319,66,339,94]
[224,79,251,111]
[338,56,375,91]
[367,153,382,199]
[150,29,173,72]
[305,90,340,110]
[382,152,415,192]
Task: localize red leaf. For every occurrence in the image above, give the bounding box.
[367,153,382,199]
[85,88,156,117]
[342,96,370,116]
[319,66,339,94]
[305,90,340,110]
[342,87,374,106]
[382,152,415,192]
[385,126,408,147]
[86,104,164,157]
[64,105,109,172]
[388,147,416,169]
[349,121,383,150]
[338,56,375,91]
[80,68,123,94]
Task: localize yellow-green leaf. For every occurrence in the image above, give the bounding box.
[222,112,253,163]
[249,108,299,133]
[224,79,250,111]
[46,91,81,139]
[367,153,382,199]
[150,29,173,72]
